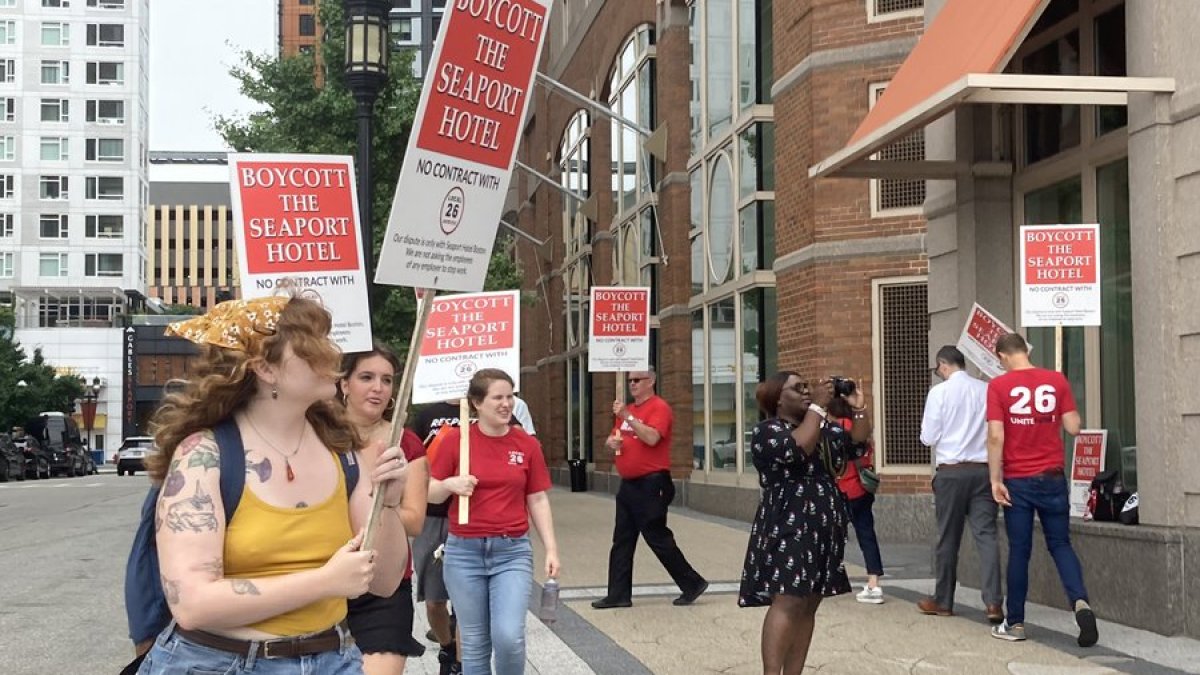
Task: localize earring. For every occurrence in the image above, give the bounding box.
[341,392,348,406]
[271,387,278,400]
[385,397,396,412]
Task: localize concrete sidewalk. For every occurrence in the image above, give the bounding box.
[405,489,1200,674]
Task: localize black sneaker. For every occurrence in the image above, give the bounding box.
[590,597,632,609]
[446,664,463,675]
[673,580,709,606]
[1075,600,1098,648]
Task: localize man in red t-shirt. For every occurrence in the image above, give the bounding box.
[591,368,708,609]
[986,333,1096,648]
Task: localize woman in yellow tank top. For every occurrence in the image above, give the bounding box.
[137,296,411,674]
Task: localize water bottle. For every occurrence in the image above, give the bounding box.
[539,578,560,623]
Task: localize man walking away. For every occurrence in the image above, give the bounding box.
[592,368,709,609]
[918,346,1003,623]
[987,333,1097,647]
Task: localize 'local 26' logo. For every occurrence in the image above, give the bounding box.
[440,187,465,235]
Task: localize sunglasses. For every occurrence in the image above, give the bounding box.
[788,382,809,394]
[628,377,649,384]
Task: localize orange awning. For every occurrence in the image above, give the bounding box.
[810,0,1174,179]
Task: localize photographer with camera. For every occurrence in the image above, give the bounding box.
[827,383,885,605]
[738,373,871,673]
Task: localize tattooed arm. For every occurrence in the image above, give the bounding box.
[349,441,410,597]
[157,431,374,631]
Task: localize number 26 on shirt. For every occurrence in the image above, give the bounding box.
[1009,385,1057,415]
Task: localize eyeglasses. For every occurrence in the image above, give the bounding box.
[628,377,648,384]
[788,382,808,394]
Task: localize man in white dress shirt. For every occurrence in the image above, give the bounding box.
[511,394,536,435]
[918,345,1003,622]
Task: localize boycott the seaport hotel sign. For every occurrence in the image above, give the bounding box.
[375,0,551,293]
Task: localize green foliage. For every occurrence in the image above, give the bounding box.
[215,0,524,353]
[0,335,85,434]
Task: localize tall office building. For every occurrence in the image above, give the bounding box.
[0,0,150,453]
[391,0,445,78]
[278,0,320,58]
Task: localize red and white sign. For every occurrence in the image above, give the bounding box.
[1020,224,1101,327]
[957,303,1018,379]
[588,287,651,372]
[229,154,372,352]
[1070,429,1107,518]
[413,290,520,404]
[376,0,551,292]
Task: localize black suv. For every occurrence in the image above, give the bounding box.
[0,433,26,482]
[15,436,51,480]
[25,413,86,477]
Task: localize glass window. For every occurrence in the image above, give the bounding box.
[41,22,69,46]
[0,59,14,83]
[708,298,737,471]
[737,0,756,110]
[0,20,15,45]
[40,175,69,199]
[41,61,70,85]
[0,252,11,278]
[704,0,732,138]
[41,99,70,122]
[757,0,773,105]
[86,214,123,238]
[691,309,706,469]
[739,204,758,275]
[707,154,735,284]
[299,14,316,37]
[41,137,69,161]
[40,253,68,277]
[87,23,125,47]
[86,253,123,277]
[86,61,125,85]
[40,214,69,238]
[86,99,125,123]
[1023,178,1086,422]
[1095,6,1127,135]
[608,26,654,219]
[0,136,13,161]
[0,174,13,199]
[86,138,124,161]
[1022,31,1081,164]
[0,97,12,122]
[0,213,11,237]
[1097,158,1135,487]
[86,176,123,200]
[688,2,701,154]
[741,289,771,470]
[88,0,128,7]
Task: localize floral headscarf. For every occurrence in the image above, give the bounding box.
[165,296,290,352]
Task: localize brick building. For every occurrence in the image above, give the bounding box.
[510,0,1200,637]
[514,0,934,528]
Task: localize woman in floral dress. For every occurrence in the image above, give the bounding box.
[738,372,873,674]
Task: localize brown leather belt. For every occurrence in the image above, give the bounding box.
[174,622,349,659]
[937,462,988,470]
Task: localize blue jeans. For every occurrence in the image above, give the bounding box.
[443,534,533,675]
[137,623,362,674]
[847,493,884,576]
[1003,474,1089,625]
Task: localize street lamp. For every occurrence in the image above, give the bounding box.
[78,376,101,452]
[344,0,391,302]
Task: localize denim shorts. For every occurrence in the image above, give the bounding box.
[137,624,363,674]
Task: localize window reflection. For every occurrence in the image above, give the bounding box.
[709,299,737,471]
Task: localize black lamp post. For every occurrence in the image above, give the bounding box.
[344,0,391,303]
[78,375,102,451]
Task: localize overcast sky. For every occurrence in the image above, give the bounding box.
[149,0,276,151]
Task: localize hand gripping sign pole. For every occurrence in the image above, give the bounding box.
[363,288,436,551]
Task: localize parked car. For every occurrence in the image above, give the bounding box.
[117,436,156,476]
[16,437,51,480]
[72,445,97,476]
[0,433,26,482]
[25,412,86,477]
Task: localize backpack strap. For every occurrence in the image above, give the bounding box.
[338,451,360,499]
[212,418,247,525]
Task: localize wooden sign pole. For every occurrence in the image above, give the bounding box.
[1054,323,1063,373]
[458,396,471,524]
[363,288,436,551]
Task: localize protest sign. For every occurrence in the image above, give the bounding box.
[375,0,552,292]
[413,290,520,404]
[229,153,372,352]
[1070,429,1107,518]
[957,303,1018,379]
[1020,224,1101,327]
[588,287,651,372]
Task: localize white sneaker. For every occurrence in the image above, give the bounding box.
[855,585,884,604]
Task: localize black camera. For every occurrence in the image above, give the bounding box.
[830,376,856,397]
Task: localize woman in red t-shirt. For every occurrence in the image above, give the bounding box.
[829,397,885,605]
[428,369,560,675]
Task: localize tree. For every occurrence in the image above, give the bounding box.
[215,1,524,352]
[0,310,85,433]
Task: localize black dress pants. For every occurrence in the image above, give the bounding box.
[605,471,706,601]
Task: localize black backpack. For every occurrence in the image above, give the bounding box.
[1088,469,1129,522]
[123,419,359,645]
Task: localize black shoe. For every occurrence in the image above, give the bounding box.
[1075,601,1098,648]
[437,643,456,664]
[673,580,709,606]
[590,597,632,609]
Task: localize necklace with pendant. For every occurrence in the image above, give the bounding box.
[244,414,306,482]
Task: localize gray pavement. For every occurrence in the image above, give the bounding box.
[2,473,1199,674]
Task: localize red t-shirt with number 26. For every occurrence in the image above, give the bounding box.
[986,367,1077,479]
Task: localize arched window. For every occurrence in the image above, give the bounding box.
[559,109,591,461]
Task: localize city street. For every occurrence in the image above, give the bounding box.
[3,474,1200,674]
